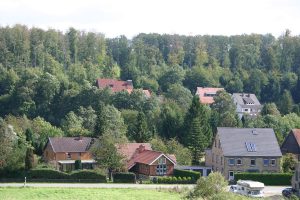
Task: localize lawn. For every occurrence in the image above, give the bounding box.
[0,187,182,200]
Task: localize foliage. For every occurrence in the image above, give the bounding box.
[91,133,126,176]
[189,172,228,199]
[74,160,82,170]
[281,153,297,173]
[234,172,292,185]
[153,176,193,184]
[113,172,136,183]
[27,169,70,179]
[173,169,201,181]
[70,170,106,182]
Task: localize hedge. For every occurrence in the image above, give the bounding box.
[0,169,107,183]
[70,170,106,182]
[173,169,201,181]
[27,169,69,179]
[113,172,136,183]
[153,176,193,184]
[234,173,293,186]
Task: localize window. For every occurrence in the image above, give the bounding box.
[216,155,219,163]
[229,158,235,166]
[218,140,221,148]
[158,157,166,164]
[271,159,276,166]
[263,159,269,166]
[236,158,242,165]
[250,159,256,166]
[66,153,71,159]
[156,164,167,175]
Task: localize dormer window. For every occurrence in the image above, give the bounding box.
[66,153,71,159]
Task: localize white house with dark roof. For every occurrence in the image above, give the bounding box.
[205,128,282,180]
[232,93,262,119]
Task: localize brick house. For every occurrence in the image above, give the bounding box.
[96,78,151,97]
[117,143,176,176]
[195,87,224,105]
[205,128,282,180]
[43,137,96,171]
[281,129,300,161]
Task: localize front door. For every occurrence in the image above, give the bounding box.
[228,171,234,180]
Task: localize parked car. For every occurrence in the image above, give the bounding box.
[282,187,297,198]
[234,180,264,198]
[229,185,238,193]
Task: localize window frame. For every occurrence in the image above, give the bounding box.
[236,158,242,165]
[263,159,269,166]
[228,158,235,166]
[270,159,276,166]
[250,159,256,166]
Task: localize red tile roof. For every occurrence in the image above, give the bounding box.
[292,129,300,145]
[117,143,176,169]
[195,87,224,104]
[116,143,152,161]
[48,137,92,153]
[96,79,133,92]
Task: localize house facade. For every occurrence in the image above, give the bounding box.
[43,137,96,171]
[195,87,224,105]
[232,93,262,119]
[205,128,282,180]
[281,129,300,161]
[117,143,176,176]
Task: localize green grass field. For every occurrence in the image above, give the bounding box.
[0,187,182,200]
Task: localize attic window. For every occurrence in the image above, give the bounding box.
[245,142,256,152]
[252,130,258,135]
[204,92,216,97]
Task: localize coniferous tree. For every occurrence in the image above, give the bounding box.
[132,112,151,142]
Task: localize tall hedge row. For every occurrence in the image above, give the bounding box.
[113,172,136,183]
[234,173,293,186]
[0,169,107,183]
[173,169,201,181]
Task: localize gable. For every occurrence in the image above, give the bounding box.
[149,154,176,166]
[281,131,300,154]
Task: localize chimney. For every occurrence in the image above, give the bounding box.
[126,80,133,86]
[138,144,146,153]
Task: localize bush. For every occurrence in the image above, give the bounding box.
[155,176,193,184]
[234,173,293,186]
[173,169,200,183]
[27,169,69,179]
[113,172,136,183]
[70,170,107,182]
[74,160,82,170]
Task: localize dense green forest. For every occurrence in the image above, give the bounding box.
[1,25,300,170]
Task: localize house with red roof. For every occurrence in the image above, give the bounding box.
[195,87,224,105]
[116,143,176,176]
[96,78,151,97]
[281,129,300,161]
[43,137,96,171]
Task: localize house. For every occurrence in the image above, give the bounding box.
[195,87,224,105]
[43,137,96,171]
[116,143,176,176]
[232,93,262,119]
[281,129,300,161]
[205,128,282,180]
[96,78,151,97]
[292,163,300,196]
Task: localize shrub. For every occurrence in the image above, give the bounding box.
[234,173,292,186]
[113,172,136,183]
[74,160,82,170]
[27,169,69,179]
[70,170,106,182]
[155,176,192,184]
[173,169,200,182]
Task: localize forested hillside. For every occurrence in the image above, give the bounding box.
[1,25,300,169]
